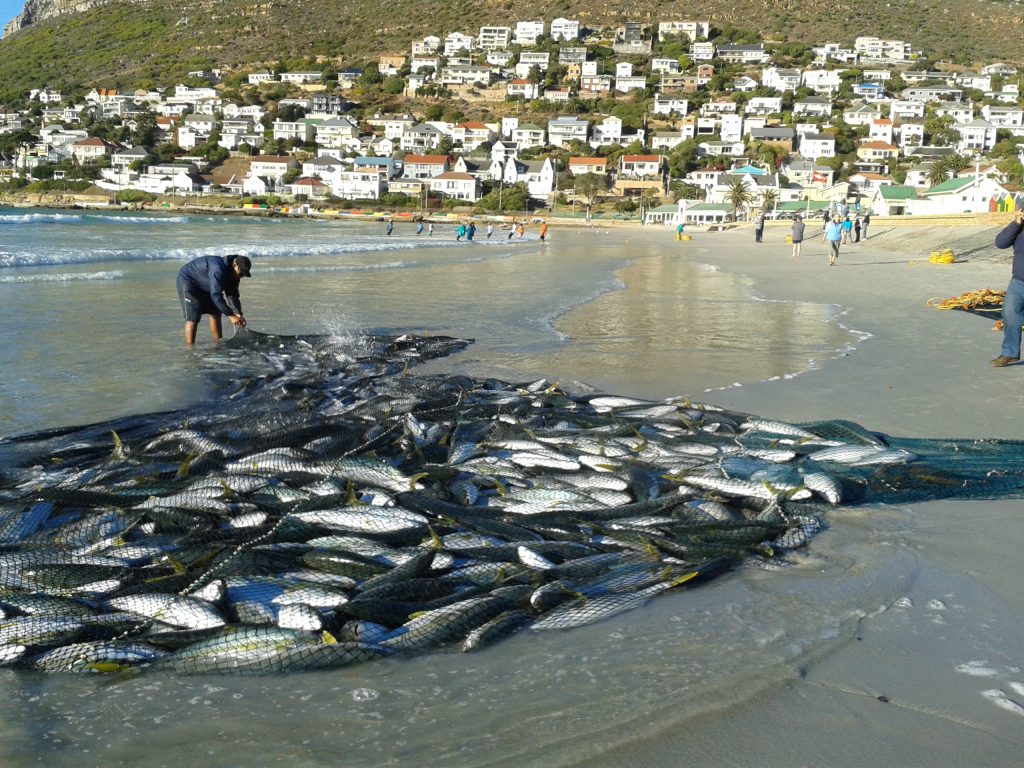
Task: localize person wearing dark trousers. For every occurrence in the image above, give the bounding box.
[992,210,1024,367]
[176,254,251,346]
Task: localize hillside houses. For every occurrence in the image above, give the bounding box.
[1,14,1021,222]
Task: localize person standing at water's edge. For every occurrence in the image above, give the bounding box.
[385,218,394,236]
[991,209,1024,367]
[822,215,843,266]
[540,221,548,241]
[177,254,250,346]
[790,215,805,258]
[754,212,765,243]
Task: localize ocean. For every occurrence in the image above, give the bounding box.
[0,208,885,768]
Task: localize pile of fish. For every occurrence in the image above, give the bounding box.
[1,331,1022,675]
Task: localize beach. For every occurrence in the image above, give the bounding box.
[581,219,1024,767]
[1,210,1022,767]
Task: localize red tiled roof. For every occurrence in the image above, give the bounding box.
[569,157,607,166]
[622,155,662,163]
[404,154,448,164]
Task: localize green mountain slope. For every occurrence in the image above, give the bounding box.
[0,0,1021,102]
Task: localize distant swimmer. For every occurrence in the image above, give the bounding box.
[467,222,476,241]
[416,222,424,235]
[177,254,251,346]
[456,223,466,241]
[486,223,494,239]
[516,222,525,239]
[539,221,548,241]
[385,218,394,236]
[428,223,434,236]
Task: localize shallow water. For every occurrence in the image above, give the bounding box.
[0,209,916,767]
[0,210,855,437]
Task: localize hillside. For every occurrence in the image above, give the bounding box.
[0,0,1022,101]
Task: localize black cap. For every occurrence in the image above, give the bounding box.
[230,255,252,277]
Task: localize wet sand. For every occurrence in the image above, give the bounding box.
[572,220,1024,767]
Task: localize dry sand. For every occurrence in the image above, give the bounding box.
[579,218,1024,767]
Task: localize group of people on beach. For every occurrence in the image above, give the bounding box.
[819,212,869,266]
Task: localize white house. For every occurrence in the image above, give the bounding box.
[503,156,555,199]
[139,163,204,194]
[720,114,743,143]
[549,18,580,41]
[71,137,113,164]
[745,97,782,116]
[428,171,480,201]
[592,116,623,146]
[651,58,681,74]
[793,96,833,118]
[247,71,275,85]
[658,20,710,40]
[547,116,589,148]
[651,131,686,151]
[689,42,715,61]
[954,119,998,154]
[279,72,322,84]
[249,155,298,183]
[444,32,475,56]
[273,120,317,143]
[653,94,689,116]
[867,119,894,144]
[917,175,1008,214]
[854,36,911,62]
[615,75,647,94]
[477,26,512,50]
[798,133,836,160]
[761,67,802,93]
[333,171,384,200]
[402,154,449,179]
[411,36,441,55]
[889,100,926,121]
[802,69,842,93]
[514,20,545,46]
[507,80,542,100]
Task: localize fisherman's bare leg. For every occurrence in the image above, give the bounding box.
[184,321,198,346]
[210,315,223,341]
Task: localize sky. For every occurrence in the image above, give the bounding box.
[0,0,22,31]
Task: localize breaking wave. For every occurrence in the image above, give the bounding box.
[0,237,529,269]
[0,270,126,284]
[0,212,189,226]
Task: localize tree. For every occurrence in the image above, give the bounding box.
[670,179,704,201]
[927,159,950,186]
[723,177,755,221]
[573,172,608,214]
[760,188,780,215]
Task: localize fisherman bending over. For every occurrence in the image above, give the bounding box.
[177,254,252,346]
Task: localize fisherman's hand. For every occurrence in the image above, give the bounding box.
[1015,210,1024,226]
[230,314,246,328]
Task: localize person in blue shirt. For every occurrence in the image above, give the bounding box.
[991,209,1024,367]
[176,254,251,346]
[822,214,843,266]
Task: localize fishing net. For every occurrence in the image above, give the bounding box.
[2,330,1023,675]
[929,288,1005,325]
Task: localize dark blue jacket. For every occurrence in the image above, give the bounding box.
[177,255,241,316]
[995,220,1024,283]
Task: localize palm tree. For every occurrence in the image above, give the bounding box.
[724,177,755,221]
[926,159,950,187]
[760,188,780,217]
